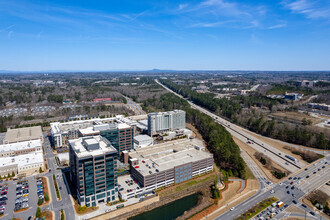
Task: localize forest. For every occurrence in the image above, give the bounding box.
[143,92,246,179]
[160,79,330,149]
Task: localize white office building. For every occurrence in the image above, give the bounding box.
[147,110,186,136]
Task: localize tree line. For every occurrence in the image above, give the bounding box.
[160,79,330,149]
[143,92,246,179]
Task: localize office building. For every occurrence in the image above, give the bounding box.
[0,139,44,177]
[133,135,153,148]
[3,126,44,144]
[284,92,302,101]
[148,110,186,136]
[69,136,118,207]
[296,80,314,88]
[120,139,213,200]
[50,116,121,148]
[78,123,134,156]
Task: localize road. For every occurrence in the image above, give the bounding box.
[125,96,146,115]
[155,79,305,173]
[156,79,329,219]
[0,135,75,220]
[216,157,329,220]
[43,136,75,220]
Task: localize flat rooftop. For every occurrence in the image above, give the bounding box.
[69,136,117,158]
[50,115,124,135]
[148,109,185,116]
[129,139,212,176]
[4,126,43,144]
[134,135,153,142]
[0,139,41,153]
[0,150,44,168]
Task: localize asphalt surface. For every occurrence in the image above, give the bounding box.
[216,157,330,220]
[155,79,306,173]
[125,96,146,115]
[0,135,75,220]
[156,79,330,220]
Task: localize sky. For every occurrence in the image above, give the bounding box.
[0,0,330,71]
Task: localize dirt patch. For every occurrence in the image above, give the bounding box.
[234,137,284,183]
[186,123,206,144]
[14,207,29,213]
[246,179,260,191]
[188,202,218,220]
[271,111,322,125]
[218,181,241,207]
[206,179,259,219]
[41,210,53,220]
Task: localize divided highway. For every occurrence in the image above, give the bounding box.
[155,79,305,173]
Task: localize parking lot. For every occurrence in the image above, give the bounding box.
[0,177,38,218]
[117,175,156,200]
[0,184,8,215]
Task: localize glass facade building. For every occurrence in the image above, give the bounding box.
[100,125,134,156]
[69,136,118,207]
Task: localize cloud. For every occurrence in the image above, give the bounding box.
[199,0,251,17]
[174,0,270,30]
[121,9,149,22]
[0,24,15,32]
[178,4,189,11]
[282,0,330,19]
[267,23,287,29]
[8,30,13,38]
[190,20,234,27]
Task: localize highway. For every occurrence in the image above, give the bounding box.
[216,157,329,220]
[155,79,305,173]
[155,79,329,219]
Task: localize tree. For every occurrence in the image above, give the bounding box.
[61,209,65,220]
[44,192,49,202]
[11,171,15,177]
[39,167,43,173]
[122,97,127,104]
[36,207,42,218]
[38,198,43,206]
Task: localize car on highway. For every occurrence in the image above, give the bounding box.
[322,166,325,169]
[289,177,292,180]
[230,207,235,211]
[306,175,309,178]
[293,200,297,204]
[286,186,289,189]
[291,186,295,190]
[302,204,307,208]
[290,181,293,184]
[310,211,315,216]
[287,191,290,194]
